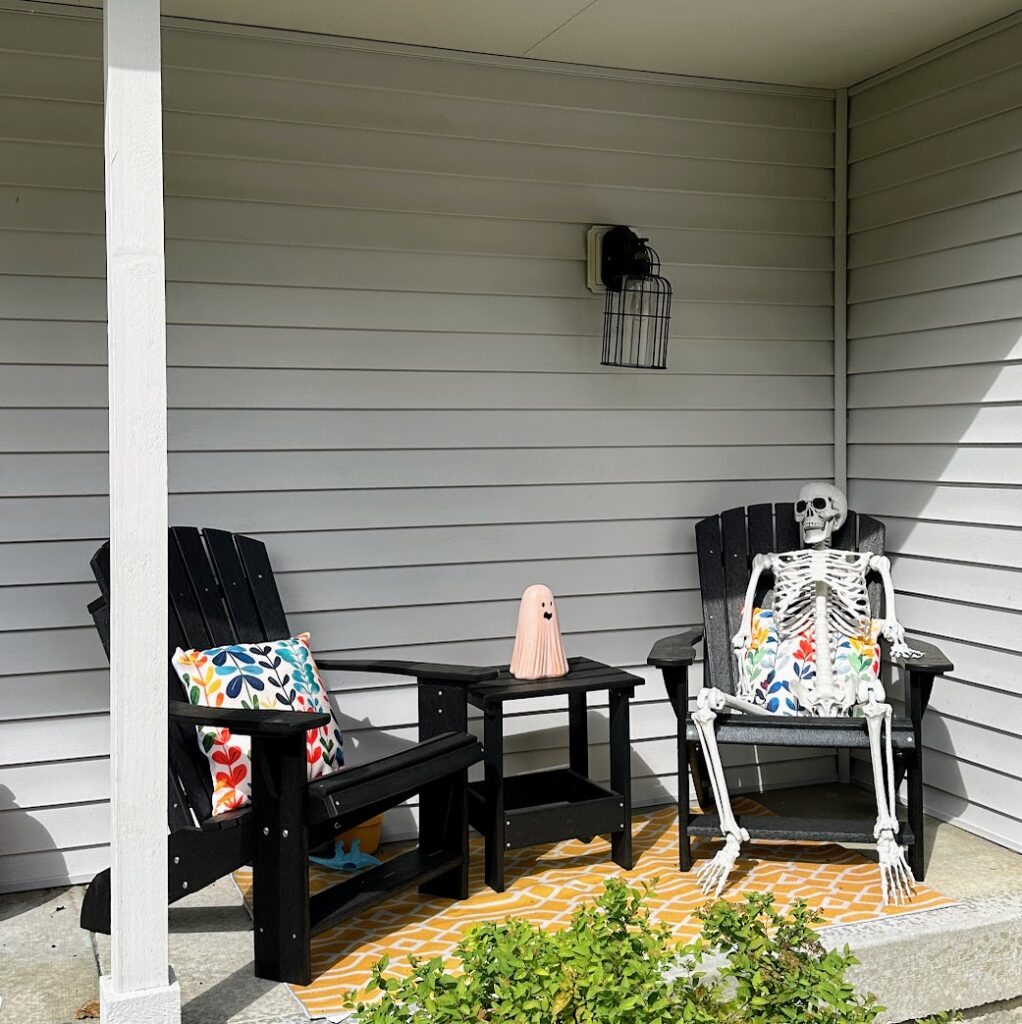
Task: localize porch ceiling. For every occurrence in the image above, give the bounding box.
[151,0,1021,88]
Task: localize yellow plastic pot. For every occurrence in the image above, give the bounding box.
[338,813,385,855]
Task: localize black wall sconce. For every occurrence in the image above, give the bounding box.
[587,225,672,369]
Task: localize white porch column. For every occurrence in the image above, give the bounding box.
[101,0,179,1021]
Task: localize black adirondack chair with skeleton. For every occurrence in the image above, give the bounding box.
[648,502,952,883]
[81,526,492,985]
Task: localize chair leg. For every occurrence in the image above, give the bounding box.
[690,739,714,811]
[80,868,112,933]
[250,733,311,986]
[609,689,633,871]
[907,672,932,883]
[418,767,470,900]
[81,822,254,935]
[679,740,694,872]
[907,748,926,882]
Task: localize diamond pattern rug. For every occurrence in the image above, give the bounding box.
[234,799,954,1021]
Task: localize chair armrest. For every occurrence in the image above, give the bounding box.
[647,627,703,668]
[169,703,330,736]
[316,658,499,685]
[894,638,953,676]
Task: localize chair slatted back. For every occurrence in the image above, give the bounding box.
[695,504,886,694]
[89,528,294,826]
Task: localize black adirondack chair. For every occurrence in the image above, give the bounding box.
[647,503,953,880]
[81,526,493,985]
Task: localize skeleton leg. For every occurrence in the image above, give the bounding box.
[691,688,755,897]
[862,696,915,905]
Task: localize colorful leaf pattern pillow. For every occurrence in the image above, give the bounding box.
[743,608,881,716]
[171,632,345,816]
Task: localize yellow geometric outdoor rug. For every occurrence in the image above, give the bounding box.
[234,798,954,1021]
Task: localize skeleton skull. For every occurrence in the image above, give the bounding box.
[795,482,848,547]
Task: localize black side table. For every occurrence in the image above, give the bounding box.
[466,656,644,892]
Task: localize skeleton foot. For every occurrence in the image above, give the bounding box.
[697,829,748,898]
[876,829,915,906]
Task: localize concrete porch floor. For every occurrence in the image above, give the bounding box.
[2,784,1021,1024]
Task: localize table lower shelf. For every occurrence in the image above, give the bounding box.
[469,767,627,850]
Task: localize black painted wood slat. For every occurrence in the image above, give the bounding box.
[746,503,774,608]
[858,514,886,620]
[203,528,266,642]
[309,848,461,934]
[774,501,800,552]
[167,767,192,831]
[90,543,111,601]
[168,528,221,648]
[695,514,734,694]
[88,596,110,657]
[684,715,915,749]
[167,538,224,821]
[310,737,481,826]
[164,547,220,819]
[236,534,291,639]
[832,509,858,552]
[720,507,749,670]
[689,813,914,846]
[467,657,640,706]
[746,504,774,558]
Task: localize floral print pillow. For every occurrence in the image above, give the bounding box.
[171,632,345,816]
[742,608,881,716]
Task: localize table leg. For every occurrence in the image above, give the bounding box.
[609,689,633,870]
[568,691,592,841]
[483,704,506,892]
[568,691,589,776]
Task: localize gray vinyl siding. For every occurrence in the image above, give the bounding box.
[0,6,835,890]
[847,21,1022,852]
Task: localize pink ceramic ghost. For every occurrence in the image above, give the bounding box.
[510,584,569,680]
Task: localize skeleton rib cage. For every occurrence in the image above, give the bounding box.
[771,549,873,643]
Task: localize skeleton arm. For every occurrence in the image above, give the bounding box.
[733,553,772,653]
[869,554,922,660]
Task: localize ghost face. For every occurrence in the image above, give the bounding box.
[795,482,848,547]
[510,584,568,680]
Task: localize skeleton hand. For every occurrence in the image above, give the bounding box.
[697,828,749,899]
[880,620,922,660]
[732,627,751,654]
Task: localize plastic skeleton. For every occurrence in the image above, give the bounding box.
[692,483,922,905]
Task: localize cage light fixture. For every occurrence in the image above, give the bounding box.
[588,225,672,370]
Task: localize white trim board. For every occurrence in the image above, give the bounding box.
[833,87,849,493]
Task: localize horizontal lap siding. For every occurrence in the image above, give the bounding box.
[0,6,834,890]
[847,24,1022,852]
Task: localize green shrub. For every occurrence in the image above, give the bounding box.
[346,880,897,1024]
